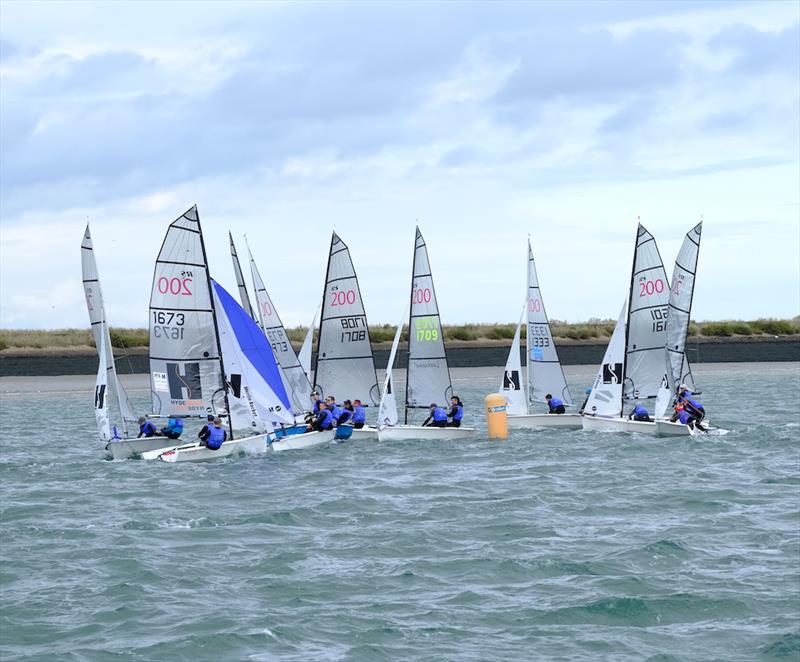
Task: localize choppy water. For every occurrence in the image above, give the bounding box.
[1,363,798,661]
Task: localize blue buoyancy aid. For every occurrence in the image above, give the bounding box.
[548,397,564,411]
[678,409,691,425]
[140,421,157,437]
[166,417,184,433]
[338,408,352,425]
[312,399,321,414]
[633,405,649,418]
[207,425,226,450]
[317,409,334,430]
[330,405,343,422]
[353,406,366,423]
[432,407,447,422]
[450,404,463,421]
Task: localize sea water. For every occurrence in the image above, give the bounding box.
[1,363,798,661]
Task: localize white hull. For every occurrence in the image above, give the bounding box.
[507,413,582,430]
[655,420,728,437]
[143,434,268,462]
[270,428,337,452]
[377,425,477,442]
[580,415,656,434]
[349,425,378,440]
[106,436,183,460]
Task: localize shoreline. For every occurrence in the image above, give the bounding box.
[0,336,798,377]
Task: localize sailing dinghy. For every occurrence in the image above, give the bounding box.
[82,225,140,451]
[378,227,476,441]
[581,224,673,433]
[501,239,581,430]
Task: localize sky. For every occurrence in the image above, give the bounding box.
[1,0,798,330]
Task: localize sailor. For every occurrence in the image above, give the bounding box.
[325,396,343,425]
[310,391,322,414]
[627,404,652,422]
[160,417,184,439]
[338,400,354,425]
[204,417,227,450]
[198,414,215,442]
[545,394,566,414]
[137,416,159,438]
[310,402,334,431]
[422,403,447,428]
[675,385,706,429]
[447,396,464,428]
[352,399,367,429]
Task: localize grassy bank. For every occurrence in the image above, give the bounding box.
[1,318,798,352]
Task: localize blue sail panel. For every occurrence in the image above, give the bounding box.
[212,280,293,412]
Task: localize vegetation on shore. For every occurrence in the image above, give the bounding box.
[0,318,798,352]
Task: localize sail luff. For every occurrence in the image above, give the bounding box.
[229,232,257,323]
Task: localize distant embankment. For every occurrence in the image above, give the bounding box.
[1,336,797,377]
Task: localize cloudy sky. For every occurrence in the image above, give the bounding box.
[1,0,798,330]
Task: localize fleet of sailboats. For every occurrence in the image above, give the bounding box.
[85,208,723,460]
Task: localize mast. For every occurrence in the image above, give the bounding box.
[621,222,639,409]
[312,233,336,395]
[404,229,417,425]
[198,208,234,440]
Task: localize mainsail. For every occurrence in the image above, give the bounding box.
[149,206,226,418]
[229,233,257,323]
[584,301,628,418]
[526,239,573,405]
[500,306,527,416]
[624,224,670,400]
[247,241,313,413]
[314,232,380,405]
[377,320,404,428]
[405,227,453,414]
[81,224,136,438]
[211,279,294,432]
[665,222,702,394]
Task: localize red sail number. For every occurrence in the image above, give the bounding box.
[638,279,664,297]
[330,290,357,306]
[412,288,432,304]
[157,276,193,296]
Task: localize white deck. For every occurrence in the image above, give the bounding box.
[507,413,582,430]
[377,425,477,442]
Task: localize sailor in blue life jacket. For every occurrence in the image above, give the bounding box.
[545,394,566,414]
[422,403,448,428]
[352,399,367,429]
[137,416,160,438]
[447,396,464,428]
[672,385,706,429]
[627,404,652,422]
[309,402,334,431]
[337,399,354,426]
[160,417,184,439]
[204,417,227,450]
[325,396,343,426]
[198,414,215,442]
[311,391,322,414]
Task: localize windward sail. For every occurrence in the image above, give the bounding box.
[405,227,453,410]
[248,242,313,413]
[314,232,380,405]
[624,224,670,401]
[148,206,225,418]
[212,279,294,432]
[526,239,573,406]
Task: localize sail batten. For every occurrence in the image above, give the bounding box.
[314,232,380,405]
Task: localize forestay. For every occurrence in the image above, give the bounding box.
[500,306,527,416]
[406,227,453,411]
[81,224,136,438]
[526,239,573,405]
[584,301,627,418]
[247,242,313,413]
[149,206,225,418]
[212,279,294,432]
[229,233,257,323]
[378,320,404,428]
[624,224,670,400]
[665,222,702,394]
[314,232,380,405]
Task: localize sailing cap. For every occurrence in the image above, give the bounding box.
[207,414,215,421]
[678,384,689,391]
[430,403,437,408]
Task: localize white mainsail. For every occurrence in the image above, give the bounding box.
[314,232,380,405]
[378,321,404,428]
[500,306,527,416]
[298,307,318,381]
[405,227,453,414]
[584,301,628,418]
[212,279,295,432]
[624,224,670,401]
[247,241,313,413]
[149,206,226,418]
[526,239,573,406]
[665,222,702,394]
[81,224,136,437]
[229,232,257,324]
